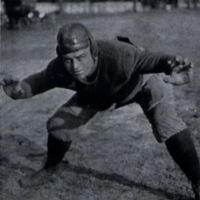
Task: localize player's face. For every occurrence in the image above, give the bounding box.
[62,47,95,81]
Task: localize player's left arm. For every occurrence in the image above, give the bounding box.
[135,50,193,85]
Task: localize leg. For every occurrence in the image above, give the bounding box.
[20,93,99,187]
[136,75,200,199]
[45,93,99,170]
[166,129,200,200]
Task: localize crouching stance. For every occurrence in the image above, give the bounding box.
[1,23,199,199]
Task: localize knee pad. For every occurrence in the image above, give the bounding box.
[47,117,65,132]
[46,117,72,142]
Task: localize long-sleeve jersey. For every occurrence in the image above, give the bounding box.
[23,38,175,107]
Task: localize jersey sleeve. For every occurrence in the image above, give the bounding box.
[22,58,73,96]
[134,50,175,75]
[118,39,175,77]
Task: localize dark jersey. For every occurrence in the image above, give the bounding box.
[23,39,174,107]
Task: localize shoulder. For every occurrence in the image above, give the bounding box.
[96,39,140,77]
[96,39,131,65]
[97,39,130,52]
[96,39,142,60]
[96,40,125,69]
[45,57,64,74]
[41,57,70,84]
[47,57,62,68]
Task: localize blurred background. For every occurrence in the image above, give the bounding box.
[0,0,199,29]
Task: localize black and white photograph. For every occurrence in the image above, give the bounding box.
[0,0,200,199]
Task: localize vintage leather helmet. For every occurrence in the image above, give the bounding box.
[56,23,98,60]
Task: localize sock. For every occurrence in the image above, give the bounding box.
[165,129,200,183]
[45,134,71,170]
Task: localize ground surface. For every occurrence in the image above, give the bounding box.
[0,9,200,200]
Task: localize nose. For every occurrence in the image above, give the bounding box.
[73,59,79,71]
[71,59,82,73]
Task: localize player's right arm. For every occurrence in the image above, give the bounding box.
[0,58,67,100]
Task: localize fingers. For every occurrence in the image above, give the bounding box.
[164,66,193,86]
[174,56,186,65]
[188,62,194,68]
[167,56,183,70]
[174,56,194,67]
[0,75,19,86]
[177,61,194,73]
[168,56,194,73]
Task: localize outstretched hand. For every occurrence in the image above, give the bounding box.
[163,56,194,86]
[0,74,24,98]
[0,74,19,86]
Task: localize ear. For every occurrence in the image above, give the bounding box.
[56,45,62,58]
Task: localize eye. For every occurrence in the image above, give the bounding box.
[77,54,86,61]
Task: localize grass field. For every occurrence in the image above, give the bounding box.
[0,9,200,200]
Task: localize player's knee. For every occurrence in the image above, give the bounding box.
[46,117,77,142]
[47,117,65,131]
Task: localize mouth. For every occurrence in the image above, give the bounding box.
[73,70,82,75]
[72,70,84,79]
